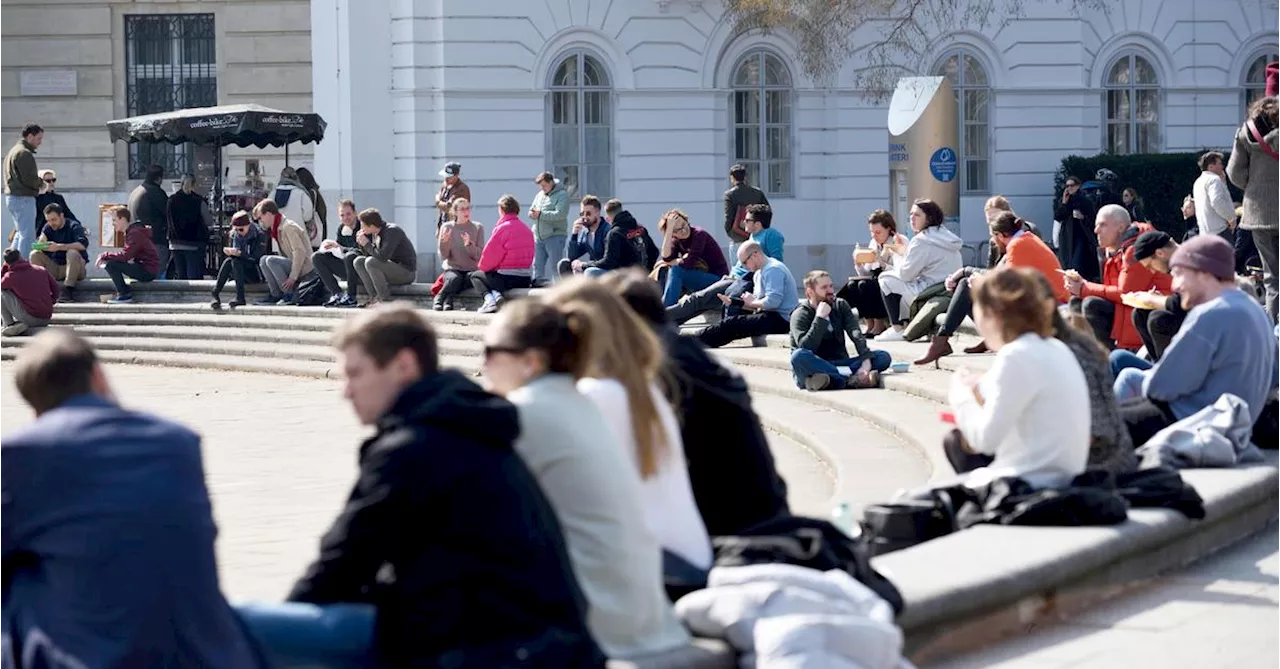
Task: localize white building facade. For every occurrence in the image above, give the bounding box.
[316,0,1278,280]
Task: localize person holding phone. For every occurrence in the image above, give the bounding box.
[790,270,892,391]
[695,240,798,349]
[1053,175,1100,282]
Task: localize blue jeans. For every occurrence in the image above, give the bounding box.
[1110,350,1153,401]
[790,348,892,389]
[582,266,606,278]
[532,234,567,284]
[236,602,378,669]
[5,194,35,258]
[663,265,721,307]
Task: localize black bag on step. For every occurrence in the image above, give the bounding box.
[293,275,330,306]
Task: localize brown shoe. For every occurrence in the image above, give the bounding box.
[963,341,990,355]
[914,335,953,366]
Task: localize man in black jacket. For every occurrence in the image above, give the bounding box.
[127,164,171,279]
[573,208,658,277]
[723,163,769,249]
[600,269,790,537]
[238,305,604,668]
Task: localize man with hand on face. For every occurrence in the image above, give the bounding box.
[312,198,364,308]
[789,270,892,391]
[1054,175,1100,282]
[556,195,610,279]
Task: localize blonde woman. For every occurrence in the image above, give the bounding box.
[481,296,690,660]
[434,197,485,310]
[547,278,712,573]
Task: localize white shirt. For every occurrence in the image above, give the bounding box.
[948,333,1091,489]
[1192,171,1236,236]
[578,378,713,570]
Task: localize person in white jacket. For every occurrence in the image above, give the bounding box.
[273,167,316,248]
[945,266,1090,489]
[875,198,963,342]
[1192,151,1237,240]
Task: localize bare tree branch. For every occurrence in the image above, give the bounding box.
[722,0,1113,100]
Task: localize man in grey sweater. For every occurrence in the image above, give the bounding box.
[1113,236,1277,446]
[352,208,417,304]
[790,270,893,391]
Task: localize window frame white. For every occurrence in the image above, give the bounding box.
[729,49,795,198]
[1103,52,1162,155]
[545,49,614,200]
[934,48,992,195]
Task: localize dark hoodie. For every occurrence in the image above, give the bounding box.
[287,371,603,668]
[581,210,659,272]
[660,326,791,536]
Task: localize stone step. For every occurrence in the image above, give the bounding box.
[48,312,492,343]
[760,429,836,520]
[724,362,953,483]
[54,300,494,324]
[753,392,931,512]
[38,324,486,356]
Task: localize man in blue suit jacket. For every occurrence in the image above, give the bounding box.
[2,330,266,669]
[557,194,610,279]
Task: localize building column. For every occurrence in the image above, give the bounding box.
[310,0,394,219]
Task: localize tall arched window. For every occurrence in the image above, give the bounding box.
[1105,53,1161,154]
[548,51,612,199]
[936,50,991,194]
[732,50,793,196]
[1244,51,1278,113]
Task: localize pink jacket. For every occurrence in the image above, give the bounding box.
[477,213,535,272]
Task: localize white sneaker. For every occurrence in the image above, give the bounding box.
[875,328,906,342]
[2,322,28,337]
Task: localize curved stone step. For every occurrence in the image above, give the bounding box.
[760,429,835,519]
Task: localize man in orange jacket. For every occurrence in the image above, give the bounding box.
[1065,205,1172,350]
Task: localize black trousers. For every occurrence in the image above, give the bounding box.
[1078,296,1116,348]
[469,270,531,296]
[213,257,261,303]
[938,277,974,337]
[837,276,888,320]
[943,429,994,474]
[696,310,790,349]
[1132,307,1186,361]
[104,260,155,297]
[312,250,361,298]
[1118,397,1177,448]
[170,248,205,279]
[436,269,473,303]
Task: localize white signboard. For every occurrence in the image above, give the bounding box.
[20,70,77,96]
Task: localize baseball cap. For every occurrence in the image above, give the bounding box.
[439,162,462,177]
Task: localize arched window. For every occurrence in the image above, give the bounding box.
[1244,51,1278,113]
[732,50,793,196]
[1105,53,1161,154]
[548,51,612,199]
[936,50,991,194]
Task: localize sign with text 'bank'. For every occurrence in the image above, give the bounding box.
[887,77,959,234]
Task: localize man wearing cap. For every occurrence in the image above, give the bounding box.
[434,162,471,230]
[1124,231,1183,362]
[1112,235,1277,446]
[1065,205,1170,351]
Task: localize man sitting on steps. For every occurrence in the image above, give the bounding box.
[253,198,315,306]
[96,205,158,304]
[694,240,798,349]
[667,204,784,328]
[1,247,57,336]
[790,270,892,391]
[29,202,87,301]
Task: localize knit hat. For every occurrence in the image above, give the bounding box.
[1133,230,1173,261]
[1170,235,1235,281]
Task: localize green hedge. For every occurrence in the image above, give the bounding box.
[1053,152,1243,240]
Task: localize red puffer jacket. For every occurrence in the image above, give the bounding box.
[1079,223,1173,350]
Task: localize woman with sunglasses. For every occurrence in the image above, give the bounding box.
[480,295,690,661]
[35,169,78,236]
[209,210,263,310]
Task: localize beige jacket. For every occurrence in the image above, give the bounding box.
[277,218,314,281]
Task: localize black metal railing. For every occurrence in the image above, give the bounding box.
[124,14,218,179]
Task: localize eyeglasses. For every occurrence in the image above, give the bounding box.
[43,178,56,183]
[483,344,526,359]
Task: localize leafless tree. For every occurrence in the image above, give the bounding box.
[722,0,1111,99]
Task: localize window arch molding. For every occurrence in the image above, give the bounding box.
[923,31,1006,89]
[706,26,810,90]
[725,47,797,197]
[544,49,616,200]
[532,27,633,91]
[1101,50,1163,154]
[1089,33,1173,89]
[931,45,994,194]
[1233,36,1279,114]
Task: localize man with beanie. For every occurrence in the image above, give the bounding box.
[1112,235,1276,446]
[1066,205,1169,350]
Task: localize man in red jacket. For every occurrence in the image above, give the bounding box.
[1,247,57,336]
[95,205,159,304]
[1065,204,1171,350]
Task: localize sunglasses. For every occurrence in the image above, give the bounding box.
[483,344,526,359]
[43,178,56,183]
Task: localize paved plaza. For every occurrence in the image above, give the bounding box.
[0,362,834,601]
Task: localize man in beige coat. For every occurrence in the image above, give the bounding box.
[253,199,315,305]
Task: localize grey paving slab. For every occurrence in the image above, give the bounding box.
[928,523,1279,669]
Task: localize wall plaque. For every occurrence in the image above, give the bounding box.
[20,70,77,96]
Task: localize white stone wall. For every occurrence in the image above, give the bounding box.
[1,0,313,200]
[333,0,1276,280]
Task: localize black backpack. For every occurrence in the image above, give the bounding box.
[293,275,330,306]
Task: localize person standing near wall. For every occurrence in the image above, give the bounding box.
[5,123,44,258]
[529,171,568,287]
[1227,95,1279,322]
[127,164,171,279]
[434,162,471,230]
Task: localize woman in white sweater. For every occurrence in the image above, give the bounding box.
[946,266,1092,489]
[546,278,712,572]
[480,298,689,660]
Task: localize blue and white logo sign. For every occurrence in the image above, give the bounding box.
[929,147,957,183]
